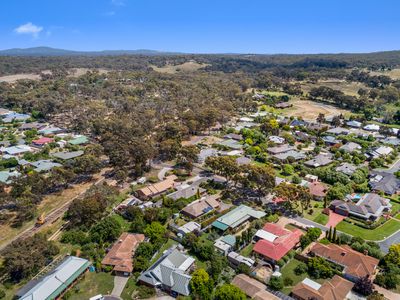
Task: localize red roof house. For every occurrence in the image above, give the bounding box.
[32,137,54,147]
[253,223,303,262]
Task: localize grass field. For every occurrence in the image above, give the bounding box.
[369,68,400,80]
[280,259,325,295]
[283,99,350,121]
[150,61,209,74]
[336,219,400,241]
[301,80,369,97]
[68,272,114,300]
[302,201,324,221]
[240,243,254,257]
[313,213,329,225]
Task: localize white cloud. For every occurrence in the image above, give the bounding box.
[14,22,43,38]
[111,0,125,6]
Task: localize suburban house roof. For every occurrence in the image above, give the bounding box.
[38,126,64,135]
[224,133,243,141]
[167,184,205,201]
[369,171,400,195]
[253,223,303,261]
[227,252,255,268]
[273,150,306,161]
[346,120,362,128]
[335,163,357,176]
[326,127,350,135]
[267,144,294,154]
[339,141,361,153]
[30,160,62,172]
[218,139,243,150]
[101,233,145,273]
[369,146,393,158]
[364,124,380,131]
[310,243,379,278]
[137,175,178,198]
[212,205,266,231]
[138,247,195,296]
[19,122,46,130]
[181,195,220,218]
[68,135,89,145]
[0,170,21,184]
[236,156,252,165]
[322,135,339,144]
[32,137,54,146]
[51,150,85,160]
[292,275,354,300]
[1,145,32,155]
[308,182,328,198]
[178,221,201,235]
[232,274,279,300]
[304,154,333,168]
[16,256,90,300]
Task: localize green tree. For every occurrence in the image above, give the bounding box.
[268,276,284,291]
[189,269,213,300]
[144,222,166,242]
[214,284,246,300]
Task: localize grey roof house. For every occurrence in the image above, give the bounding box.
[273,150,306,161]
[330,193,392,220]
[138,247,195,296]
[369,172,400,195]
[51,150,85,160]
[304,154,333,168]
[336,163,357,176]
[339,142,362,153]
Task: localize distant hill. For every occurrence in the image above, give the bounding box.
[0,47,182,56]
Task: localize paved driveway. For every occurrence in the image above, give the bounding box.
[326,211,345,228]
[111,275,129,297]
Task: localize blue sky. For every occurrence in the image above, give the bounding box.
[1,0,399,54]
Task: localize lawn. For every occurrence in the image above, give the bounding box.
[302,201,324,221]
[280,259,325,295]
[313,213,328,225]
[395,214,400,221]
[240,243,254,257]
[68,271,114,300]
[336,219,400,241]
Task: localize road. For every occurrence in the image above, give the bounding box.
[375,155,400,174]
[0,169,109,253]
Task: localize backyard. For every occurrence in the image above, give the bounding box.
[302,200,328,225]
[68,271,114,300]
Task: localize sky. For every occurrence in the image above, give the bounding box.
[1,0,400,54]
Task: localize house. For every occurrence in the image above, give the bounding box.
[253,223,303,263]
[322,135,339,145]
[381,137,400,146]
[1,145,33,156]
[330,193,392,220]
[274,102,293,109]
[304,154,333,168]
[181,195,220,219]
[308,182,328,200]
[273,150,306,161]
[232,274,279,300]
[326,127,350,135]
[305,174,318,183]
[294,131,311,142]
[101,232,145,275]
[218,139,243,150]
[51,150,85,160]
[369,171,400,195]
[19,122,46,131]
[267,144,294,155]
[224,133,243,141]
[136,175,178,199]
[268,135,285,144]
[32,137,54,147]
[30,160,62,172]
[198,148,218,164]
[339,142,362,153]
[2,112,30,123]
[309,243,379,281]
[290,119,307,127]
[166,179,206,200]
[364,124,380,131]
[236,156,251,165]
[16,256,91,300]
[0,170,21,184]
[307,123,328,132]
[368,146,393,158]
[346,120,362,128]
[138,247,195,296]
[227,252,255,269]
[214,235,236,255]
[38,126,64,135]
[68,135,89,145]
[335,163,357,176]
[177,222,201,237]
[291,275,354,300]
[212,205,266,232]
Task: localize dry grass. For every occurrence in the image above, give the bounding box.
[67,68,109,77]
[150,61,209,74]
[0,73,42,83]
[369,68,400,80]
[283,99,350,121]
[301,79,368,96]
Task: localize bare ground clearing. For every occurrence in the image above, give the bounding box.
[150,61,209,74]
[283,99,350,121]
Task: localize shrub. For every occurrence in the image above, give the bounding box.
[283,277,294,286]
[294,262,308,275]
[338,233,352,245]
[137,285,156,298]
[269,276,284,290]
[0,290,5,299]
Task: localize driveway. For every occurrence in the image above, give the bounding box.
[111,275,129,297]
[158,167,172,180]
[325,211,345,228]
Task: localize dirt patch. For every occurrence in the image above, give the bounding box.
[68,68,109,77]
[150,61,209,74]
[283,99,350,121]
[0,73,42,83]
[301,79,368,97]
[369,68,400,80]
